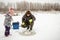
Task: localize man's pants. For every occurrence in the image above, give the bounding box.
[27,23,34,31]
[5,26,10,36]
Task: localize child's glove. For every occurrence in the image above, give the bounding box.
[29,19,33,23]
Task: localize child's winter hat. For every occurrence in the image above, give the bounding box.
[9,7,14,10]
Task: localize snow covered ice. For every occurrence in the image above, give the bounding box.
[0,11,60,40]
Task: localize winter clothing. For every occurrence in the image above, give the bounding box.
[4,12,12,36]
[4,12,12,27]
[21,11,36,31]
[5,26,10,36]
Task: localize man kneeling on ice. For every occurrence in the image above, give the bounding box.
[21,10,36,31]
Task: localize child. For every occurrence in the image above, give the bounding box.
[4,8,14,37]
[21,10,36,31]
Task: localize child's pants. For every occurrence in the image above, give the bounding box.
[5,26,10,36]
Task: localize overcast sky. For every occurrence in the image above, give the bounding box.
[0,0,60,3]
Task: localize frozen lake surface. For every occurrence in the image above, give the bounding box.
[0,11,60,40]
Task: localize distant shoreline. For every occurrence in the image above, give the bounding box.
[0,10,60,14]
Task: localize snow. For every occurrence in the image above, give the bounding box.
[0,11,60,40]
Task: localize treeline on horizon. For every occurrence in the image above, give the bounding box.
[0,1,60,12]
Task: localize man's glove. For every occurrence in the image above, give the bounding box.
[29,19,33,23]
[21,22,27,28]
[22,22,25,25]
